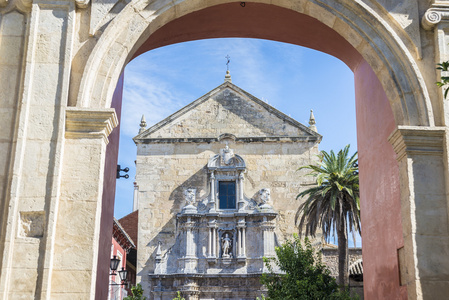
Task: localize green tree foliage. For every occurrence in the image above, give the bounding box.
[172,291,185,300]
[437,62,449,99]
[123,283,146,300]
[260,235,356,300]
[295,145,361,287]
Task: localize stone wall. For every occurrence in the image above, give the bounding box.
[136,140,320,296]
[321,247,363,278]
[322,247,364,300]
[144,87,308,139]
[0,0,449,299]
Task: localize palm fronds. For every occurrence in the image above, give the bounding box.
[296,145,361,239]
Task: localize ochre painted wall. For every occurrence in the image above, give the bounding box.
[355,60,407,299]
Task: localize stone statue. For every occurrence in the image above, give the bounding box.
[185,188,196,205]
[259,188,271,204]
[221,233,232,258]
[221,142,235,165]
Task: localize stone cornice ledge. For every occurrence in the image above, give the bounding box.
[422,2,449,30]
[65,107,118,145]
[388,126,446,161]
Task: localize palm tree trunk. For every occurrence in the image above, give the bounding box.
[337,222,349,288]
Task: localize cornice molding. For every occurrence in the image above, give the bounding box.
[134,136,321,145]
[65,107,118,144]
[388,126,446,161]
[422,3,449,30]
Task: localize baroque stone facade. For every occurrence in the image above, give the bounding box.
[134,78,321,299]
[1,1,449,299]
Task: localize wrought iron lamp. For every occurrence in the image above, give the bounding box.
[118,267,128,282]
[110,255,120,272]
[110,256,128,286]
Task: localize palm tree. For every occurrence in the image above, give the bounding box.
[295,145,361,287]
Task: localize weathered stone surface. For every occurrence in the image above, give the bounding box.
[0,0,448,299]
[135,81,321,298]
[136,83,319,141]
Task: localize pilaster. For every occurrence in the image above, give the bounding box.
[0,0,77,298]
[422,2,449,126]
[261,216,276,259]
[50,107,117,299]
[389,126,449,300]
[179,216,198,273]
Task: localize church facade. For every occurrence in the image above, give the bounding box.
[133,74,322,299]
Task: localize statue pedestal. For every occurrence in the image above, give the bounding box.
[221,258,233,266]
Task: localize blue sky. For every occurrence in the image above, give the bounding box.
[114,38,360,246]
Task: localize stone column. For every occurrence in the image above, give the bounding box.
[207,220,217,260]
[185,217,195,258]
[261,216,276,258]
[208,228,212,257]
[238,172,245,211]
[389,127,449,300]
[236,228,241,257]
[209,172,216,213]
[213,227,217,258]
[237,218,246,259]
[183,217,197,273]
[242,228,246,257]
[133,181,139,211]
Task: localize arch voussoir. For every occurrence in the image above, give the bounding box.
[76,0,434,127]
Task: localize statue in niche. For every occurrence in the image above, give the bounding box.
[185,188,196,206]
[221,233,233,258]
[259,188,271,204]
[221,142,235,165]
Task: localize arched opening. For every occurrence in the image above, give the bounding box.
[94,2,407,299]
[115,38,362,299]
[67,2,441,300]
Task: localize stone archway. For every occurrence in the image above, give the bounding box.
[0,1,448,300]
[75,0,436,127]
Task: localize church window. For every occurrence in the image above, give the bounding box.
[218,181,236,209]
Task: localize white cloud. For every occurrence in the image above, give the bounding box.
[120,68,188,137]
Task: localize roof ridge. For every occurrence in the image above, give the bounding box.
[134,81,322,142]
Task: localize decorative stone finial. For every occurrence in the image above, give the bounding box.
[155,241,162,262]
[224,70,232,83]
[139,114,147,134]
[309,109,317,132]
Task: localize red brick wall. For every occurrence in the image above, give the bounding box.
[119,211,138,246]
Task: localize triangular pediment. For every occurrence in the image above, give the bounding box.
[134,81,321,143]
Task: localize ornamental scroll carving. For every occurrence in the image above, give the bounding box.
[422,4,449,30]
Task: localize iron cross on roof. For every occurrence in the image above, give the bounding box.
[225,55,230,71]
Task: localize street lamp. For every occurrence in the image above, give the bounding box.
[118,267,129,282]
[110,256,120,272]
[110,256,128,286]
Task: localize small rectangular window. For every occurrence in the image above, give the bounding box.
[218,181,236,209]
